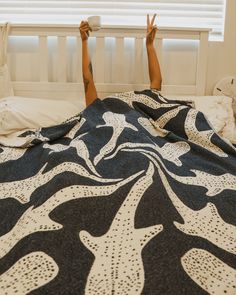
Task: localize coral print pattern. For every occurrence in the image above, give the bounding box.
[0,89,235,295]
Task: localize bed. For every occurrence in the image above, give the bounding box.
[0,24,236,295]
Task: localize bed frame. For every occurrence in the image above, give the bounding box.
[3,24,210,101]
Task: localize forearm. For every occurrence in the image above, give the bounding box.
[82,40,97,106]
[146,43,162,90]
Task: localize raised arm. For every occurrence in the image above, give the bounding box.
[146,14,162,90]
[79,21,98,106]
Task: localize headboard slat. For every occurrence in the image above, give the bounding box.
[76,37,82,83]
[94,37,105,83]
[114,37,125,84]
[196,31,209,95]
[134,37,144,84]
[39,36,48,82]
[57,36,67,82]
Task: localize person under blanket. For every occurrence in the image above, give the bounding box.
[79,14,162,106]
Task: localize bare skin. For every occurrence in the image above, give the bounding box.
[79,21,98,106]
[146,14,162,90]
[79,15,162,106]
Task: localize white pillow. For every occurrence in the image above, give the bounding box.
[0,64,14,98]
[0,96,84,136]
[193,96,236,144]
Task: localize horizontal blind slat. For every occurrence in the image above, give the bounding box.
[0,0,226,39]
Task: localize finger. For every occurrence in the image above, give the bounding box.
[152,26,158,33]
[151,14,157,26]
[80,25,87,31]
[151,30,156,40]
[80,24,88,30]
[81,25,90,32]
[80,20,86,26]
[80,22,89,28]
[83,24,90,30]
[81,22,89,28]
[147,14,150,26]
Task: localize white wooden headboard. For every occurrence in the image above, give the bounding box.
[3,24,210,101]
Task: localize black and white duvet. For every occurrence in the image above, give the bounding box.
[0,90,235,295]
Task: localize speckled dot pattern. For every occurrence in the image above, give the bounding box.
[0,252,58,295]
[0,90,235,294]
[182,248,236,295]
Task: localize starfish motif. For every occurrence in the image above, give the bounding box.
[79,163,163,295]
[43,143,69,154]
[188,170,236,196]
[106,141,190,167]
[44,137,100,176]
[182,248,236,295]
[66,118,86,139]
[185,109,228,157]
[0,170,143,259]
[150,89,168,102]
[27,129,50,144]
[71,138,101,176]
[155,105,188,128]
[151,160,236,255]
[0,162,122,204]
[142,150,236,196]
[113,145,235,197]
[138,117,169,137]
[0,252,58,294]
[113,91,180,110]
[94,112,138,165]
[0,146,27,163]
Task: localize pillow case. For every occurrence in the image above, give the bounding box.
[0,96,84,136]
[0,64,14,98]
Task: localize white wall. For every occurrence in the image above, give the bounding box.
[161,0,236,95]
[206,0,236,94]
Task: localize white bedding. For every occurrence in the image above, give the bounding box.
[165,95,236,145]
[0,94,235,147]
[0,96,83,146]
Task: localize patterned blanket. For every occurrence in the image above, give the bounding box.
[0,90,235,295]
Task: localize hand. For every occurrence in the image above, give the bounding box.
[146,14,158,46]
[79,21,91,42]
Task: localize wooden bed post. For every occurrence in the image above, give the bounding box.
[196,31,209,95]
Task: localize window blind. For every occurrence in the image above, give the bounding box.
[0,0,226,40]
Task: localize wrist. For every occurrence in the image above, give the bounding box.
[146,42,154,49]
[82,40,88,47]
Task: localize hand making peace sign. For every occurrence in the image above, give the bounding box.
[146,14,158,46]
